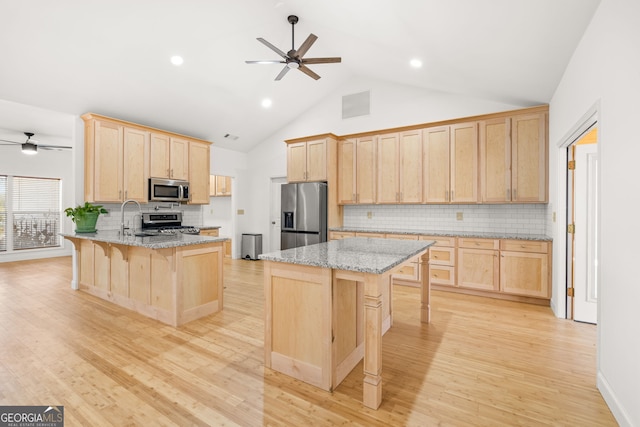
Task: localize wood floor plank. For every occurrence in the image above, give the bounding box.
[0,256,616,426]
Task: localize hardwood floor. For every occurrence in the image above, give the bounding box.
[0,257,615,426]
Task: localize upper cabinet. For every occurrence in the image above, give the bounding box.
[423,122,478,203]
[480,112,547,203]
[149,134,189,180]
[209,175,232,197]
[188,141,210,204]
[287,138,331,182]
[376,130,422,204]
[82,113,212,204]
[337,136,376,204]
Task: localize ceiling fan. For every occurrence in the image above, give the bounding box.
[246,15,341,81]
[0,132,72,155]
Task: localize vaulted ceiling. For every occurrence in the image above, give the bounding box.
[0,0,600,152]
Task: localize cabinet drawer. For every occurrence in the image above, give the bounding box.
[355,232,386,238]
[420,235,456,247]
[500,239,549,253]
[458,237,499,250]
[393,257,420,282]
[200,229,219,237]
[429,264,455,286]
[386,233,419,240]
[429,247,455,266]
[330,231,355,240]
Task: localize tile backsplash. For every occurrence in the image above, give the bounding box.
[343,204,551,236]
[94,202,202,231]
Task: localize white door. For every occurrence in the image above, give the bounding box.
[573,141,598,323]
[269,177,287,252]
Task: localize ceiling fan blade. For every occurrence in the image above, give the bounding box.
[257,38,288,59]
[245,60,286,64]
[298,65,321,80]
[296,33,318,58]
[275,66,291,81]
[0,138,21,145]
[301,57,342,64]
[40,144,72,150]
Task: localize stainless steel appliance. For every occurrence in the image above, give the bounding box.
[139,212,200,235]
[149,177,190,203]
[281,182,327,250]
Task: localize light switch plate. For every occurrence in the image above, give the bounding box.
[456,212,463,221]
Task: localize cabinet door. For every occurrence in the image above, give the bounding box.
[423,126,450,203]
[480,118,511,202]
[214,175,231,196]
[170,137,189,180]
[209,175,217,196]
[188,141,210,204]
[287,142,308,182]
[512,113,547,202]
[93,120,123,202]
[150,133,171,178]
[500,251,550,298]
[399,130,422,203]
[329,231,355,240]
[337,139,356,204]
[376,133,399,203]
[458,248,499,291]
[450,122,478,203]
[123,127,149,202]
[306,139,327,181]
[356,136,376,204]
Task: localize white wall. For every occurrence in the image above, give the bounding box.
[549,0,639,424]
[242,76,531,254]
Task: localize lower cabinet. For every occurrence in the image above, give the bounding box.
[499,239,550,298]
[457,238,499,291]
[423,235,456,287]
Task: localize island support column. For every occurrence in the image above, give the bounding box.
[420,251,431,323]
[363,272,386,409]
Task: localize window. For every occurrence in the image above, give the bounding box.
[0,175,61,252]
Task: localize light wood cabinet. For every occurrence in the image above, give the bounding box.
[188,141,210,204]
[386,234,420,282]
[337,136,376,204]
[209,175,232,197]
[424,235,456,287]
[84,118,149,203]
[287,139,328,182]
[480,112,547,203]
[200,228,220,237]
[500,239,550,298]
[423,123,478,203]
[149,134,189,180]
[457,238,499,291]
[328,231,355,240]
[376,131,422,204]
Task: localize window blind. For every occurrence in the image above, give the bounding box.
[0,176,6,252]
[12,176,61,250]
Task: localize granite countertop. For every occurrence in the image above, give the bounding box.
[330,227,551,241]
[60,230,228,249]
[259,237,434,274]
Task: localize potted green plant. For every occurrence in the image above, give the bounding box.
[64,202,108,233]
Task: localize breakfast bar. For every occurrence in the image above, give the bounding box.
[61,231,228,327]
[259,237,434,409]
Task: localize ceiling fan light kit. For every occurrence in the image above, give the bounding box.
[246,15,341,81]
[0,131,72,154]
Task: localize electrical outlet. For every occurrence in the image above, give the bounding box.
[367,211,373,219]
[210,209,214,214]
[456,212,463,221]
[237,209,245,215]
[553,212,556,222]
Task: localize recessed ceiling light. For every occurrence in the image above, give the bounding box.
[410,59,423,68]
[262,98,273,108]
[170,55,184,66]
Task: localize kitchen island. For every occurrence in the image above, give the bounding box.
[259,237,434,410]
[61,231,228,327]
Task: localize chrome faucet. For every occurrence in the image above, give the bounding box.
[120,199,142,236]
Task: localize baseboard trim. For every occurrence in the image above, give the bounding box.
[597,370,633,426]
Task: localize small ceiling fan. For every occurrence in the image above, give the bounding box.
[0,132,72,155]
[246,15,341,81]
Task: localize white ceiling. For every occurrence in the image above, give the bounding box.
[0,0,600,152]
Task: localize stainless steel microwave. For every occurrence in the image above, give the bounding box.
[149,178,190,202]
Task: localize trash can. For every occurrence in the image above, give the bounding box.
[241,233,262,260]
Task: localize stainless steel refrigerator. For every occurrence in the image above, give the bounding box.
[281,182,327,250]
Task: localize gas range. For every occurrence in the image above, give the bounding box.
[140,212,200,235]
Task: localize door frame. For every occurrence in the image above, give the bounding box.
[269,176,287,253]
[554,102,600,320]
